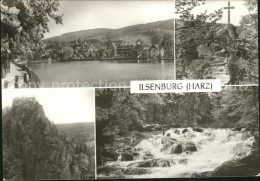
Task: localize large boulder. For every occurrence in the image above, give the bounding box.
[192,127,204,133]
[171,141,197,154]
[174,129,181,135]
[185,142,198,152]
[211,150,260,176]
[121,152,134,161]
[142,151,154,160]
[182,128,189,134]
[172,143,183,154]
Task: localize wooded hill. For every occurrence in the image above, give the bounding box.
[2,97,95,180]
[44,19,174,43]
[44,18,241,44]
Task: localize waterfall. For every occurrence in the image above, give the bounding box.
[99,128,255,178]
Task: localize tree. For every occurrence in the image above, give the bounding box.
[175,0,223,78]
[1,0,63,74]
[3,97,95,179]
[162,32,174,57]
[151,30,164,45]
[234,0,258,83]
[60,46,73,60]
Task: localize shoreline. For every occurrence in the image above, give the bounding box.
[14,62,41,88]
[31,58,175,64]
[29,70,41,88]
[2,63,28,89]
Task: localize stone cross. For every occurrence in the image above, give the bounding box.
[224,1,235,24]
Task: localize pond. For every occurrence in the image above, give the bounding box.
[31,61,175,88]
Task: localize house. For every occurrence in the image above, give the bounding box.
[117,45,135,58]
[102,43,117,58]
[141,46,150,58]
[101,47,114,58]
[85,45,97,58]
[149,44,165,59]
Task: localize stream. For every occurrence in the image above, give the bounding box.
[98,128,255,178]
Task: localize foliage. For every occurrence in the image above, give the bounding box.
[96,88,259,135]
[61,46,74,60]
[176,0,258,84]
[211,87,259,132]
[1,0,63,62]
[2,97,94,179]
[175,0,223,68]
[232,0,258,84]
[151,30,164,45]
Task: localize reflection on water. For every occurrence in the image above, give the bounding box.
[31,61,175,87]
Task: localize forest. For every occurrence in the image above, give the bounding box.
[2,97,95,180]
[96,87,259,177]
[96,87,259,135]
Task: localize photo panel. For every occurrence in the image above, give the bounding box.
[175,0,258,85]
[2,0,175,89]
[95,86,259,178]
[2,88,96,180]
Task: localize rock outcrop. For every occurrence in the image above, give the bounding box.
[188,56,229,84]
[211,150,260,176]
[2,97,94,180]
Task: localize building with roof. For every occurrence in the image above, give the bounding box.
[149,44,165,59]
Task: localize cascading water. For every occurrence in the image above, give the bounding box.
[98,128,255,178]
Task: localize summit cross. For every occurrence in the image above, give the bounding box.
[224,1,235,24]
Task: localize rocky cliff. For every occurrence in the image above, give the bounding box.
[2,97,94,180]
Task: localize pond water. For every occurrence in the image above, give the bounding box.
[31,61,175,87]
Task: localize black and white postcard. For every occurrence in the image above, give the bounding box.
[1,0,259,180]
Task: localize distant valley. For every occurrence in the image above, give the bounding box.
[56,122,94,135]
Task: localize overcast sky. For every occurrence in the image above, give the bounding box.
[44,0,249,39]
[190,0,249,25]
[2,88,95,124]
[44,0,175,39]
